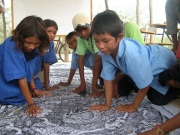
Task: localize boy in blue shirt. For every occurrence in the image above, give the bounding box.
[59,31,94,86]
[89,10,179,113]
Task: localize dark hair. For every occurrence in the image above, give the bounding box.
[92,10,123,39]
[12,15,50,54]
[44,19,58,30]
[65,31,77,42]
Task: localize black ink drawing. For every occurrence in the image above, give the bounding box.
[0,63,179,135]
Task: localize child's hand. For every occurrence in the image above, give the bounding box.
[115,103,137,113]
[88,104,110,112]
[89,91,101,98]
[137,129,156,135]
[90,84,104,98]
[34,90,51,97]
[59,81,70,86]
[24,104,42,116]
[89,90,105,98]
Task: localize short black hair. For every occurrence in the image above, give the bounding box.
[92,10,123,39]
[44,19,58,30]
[65,31,77,42]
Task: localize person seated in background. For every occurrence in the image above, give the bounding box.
[165,0,180,54]
[32,19,59,91]
[88,10,178,113]
[0,15,51,116]
[59,31,94,87]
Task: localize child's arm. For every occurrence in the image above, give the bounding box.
[113,72,126,98]
[115,85,150,112]
[18,78,42,116]
[44,63,59,91]
[29,75,51,97]
[138,113,180,135]
[44,63,50,90]
[59,69,76,86]
[91,53,102,97]
[89,80,113,112]
[72,55,86,93]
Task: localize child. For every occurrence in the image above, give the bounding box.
[59,31,93,86]
[33,19,58,91]
[165,0,180,54]
[124,21,145,45]
[71,13,103,96]
[99,20,145,98]
[88,10,178,113]
[0,15,51,116]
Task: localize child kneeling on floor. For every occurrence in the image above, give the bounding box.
[0,15,51,116]
[59,31,94,86]
[88,10,180,113]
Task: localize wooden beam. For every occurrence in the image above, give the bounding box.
[90,0,92,21]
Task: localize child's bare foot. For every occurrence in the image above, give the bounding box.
[72,88,85,93]
[97,84,103,89]
[72,85,86,93]
[99,90,105,97]
[47,85,59,91]
[59,81,70,86]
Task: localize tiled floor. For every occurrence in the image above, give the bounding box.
[170,98,180,108]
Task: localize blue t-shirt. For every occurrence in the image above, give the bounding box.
[71,50,94,69]
[0,37,38,105]
[99,38,176,95]
[34,41,57,76]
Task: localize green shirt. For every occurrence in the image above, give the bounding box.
[76,36,99,55]
[124,21,145,45]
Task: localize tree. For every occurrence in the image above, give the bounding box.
[149,0,154,43]
[2,11,6,40]
[149,0,153,25]
[136,0,140,26]
[105,0,109,10]
[0,0,11,44]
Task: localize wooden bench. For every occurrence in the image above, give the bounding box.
[146,42,172,46]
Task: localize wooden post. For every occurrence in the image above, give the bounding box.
[90,0,92,21]
[64,43,69,62]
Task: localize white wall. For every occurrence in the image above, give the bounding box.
[12,0,91,35]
